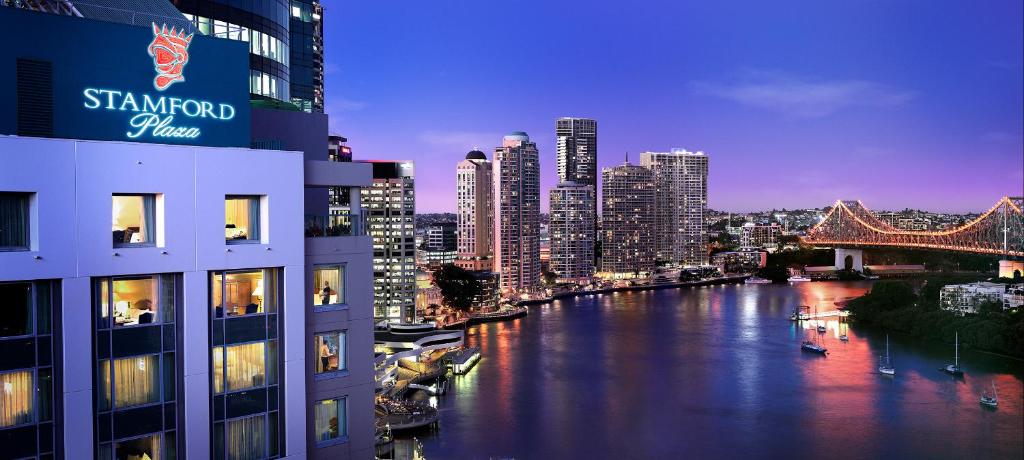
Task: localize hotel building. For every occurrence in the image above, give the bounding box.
[455,150,494,271]
[0,5,373,459]
[493,132,542,296]
[600,162,656,276]
[639,149,709,267]
[548,182,596,284]
[358,161,417,324]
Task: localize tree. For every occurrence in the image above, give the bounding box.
[432,264,482,313]
[542,271,558,287]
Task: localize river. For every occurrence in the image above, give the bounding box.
[401,281,1023,459]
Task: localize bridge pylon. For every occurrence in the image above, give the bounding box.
[835,248,864,272]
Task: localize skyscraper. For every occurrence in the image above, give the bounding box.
[288,0,324,112]
[360,161,417,323]
[456,149,494,271]
[549,182,596,283]
[640,149,709,267]
[556,118,598,257]
[494,132,541,296]
[601,161,656,276]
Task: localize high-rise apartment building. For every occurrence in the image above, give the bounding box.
[359,161,417,323]
[556,118,598,257]
[549,182,596,283]
[0,5,375,459]
[288,0,324,112]
[456,150,494,271]
[639,149,709,267]
[493,132,541,296]
[601,162,656,276]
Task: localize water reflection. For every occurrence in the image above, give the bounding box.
[408,281,1023,459]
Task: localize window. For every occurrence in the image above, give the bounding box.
[212,342,276,393]
[225,196,260,243]
[0,282,31,337]
[211,270,277,318]
[225,414,269,459]
[314,397,346,444]
[98,355,161,409]
[97,276,168,328]
[314,331,346,374]
[312,265,344,307]
[109,434,164,460]
[0,192,30,250]
[0,370,34,427]
[112,194,156,247]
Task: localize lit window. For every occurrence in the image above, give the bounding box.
[315,397,347,444]
[0,192,30,250]
[113,434,161,460]
[112,194,156,247]
[211,270,277,318]
[225,196,261,243]
[312,265,344,307]
[225,414,268,459]
[102,277,163,327]
[212,341,277,393]
[291,5,301,17]
[0,370,33,427]
[98,355,161,409]
[314,331,346,374]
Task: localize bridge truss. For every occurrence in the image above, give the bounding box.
[802,197,1024,257]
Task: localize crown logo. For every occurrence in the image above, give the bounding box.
[148,23,193,91]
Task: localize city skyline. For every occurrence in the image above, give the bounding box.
[324,0,1023,213]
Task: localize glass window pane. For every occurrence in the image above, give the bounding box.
[222,272,264,317]
[112,355,160,408]
[314,399,338,442]
[226,415,266,460]
[262,270,277,313]
[99,279,111,329]
[312,266,343,306]
[0,282,31,337]
[114,434,161,460]
[0,192,30,249]
[112,195,155,246]
[314,331,345,373]
[160,275,175,323]
[225,196,260,242]
[266,341,278,386]
[0,370,34,427]
[112,277,160,327]
[225,342,266,391]
[212,346,224,395]
[212,273,224,318]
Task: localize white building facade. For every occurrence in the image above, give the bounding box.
[940,282,1024,315]
[639,149,708,267]
[456,150,494,272]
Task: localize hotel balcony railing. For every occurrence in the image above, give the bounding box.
[304,212,366,237]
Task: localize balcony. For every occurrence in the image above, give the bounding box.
[304,212,367,237]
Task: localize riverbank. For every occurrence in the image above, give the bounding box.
[516,274,749,307]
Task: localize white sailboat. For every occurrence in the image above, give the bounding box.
[980,381,998,408]
[878,335,895,376]
[943,332,964,376]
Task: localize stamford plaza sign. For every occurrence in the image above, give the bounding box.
[81,23,237,141]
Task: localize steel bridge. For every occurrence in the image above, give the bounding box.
[802,197,1024,258]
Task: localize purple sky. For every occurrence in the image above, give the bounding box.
[321,0,1023,213]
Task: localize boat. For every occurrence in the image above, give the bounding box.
[745,276,773,284]
[980,382,998,408]
[878,335,895,376]
[942,332,964,376]
[814,306,826,333]
[798,312,811,320]
[788,275,812,282]
[801,340,828,355]
[839,333,849,342]
[839,318,849,341]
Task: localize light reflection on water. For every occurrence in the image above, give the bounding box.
[404,281,1023,459]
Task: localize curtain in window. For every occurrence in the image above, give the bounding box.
[312,267,341,306]
[314,399,338,442]
[0,193,29,248]
[0,370,34,427]
[336,332,346,371]
[226,415,266,460]
[225,343,266,391]
[248,197,260,241]
[142,194,156,243]
[111,355,160,408]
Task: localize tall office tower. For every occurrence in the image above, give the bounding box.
[493,132,541,296]
[639,149,709,267]
[359,161,417,323]
[175,0,293,103]
[288,0,324,112]
[549,182,596,283]
[601,162,656,276]
[456,149,494,271]
[426,222,457,251]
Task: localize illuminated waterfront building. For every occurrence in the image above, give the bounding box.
[359,161,417,323]
[600,161,656,276]
[639,149,709,267]
[493,132,541,296]
[456,149,495,271]
[549,181,596,283]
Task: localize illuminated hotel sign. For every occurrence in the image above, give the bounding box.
[0,9,250,147]
[79,24,238,142]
